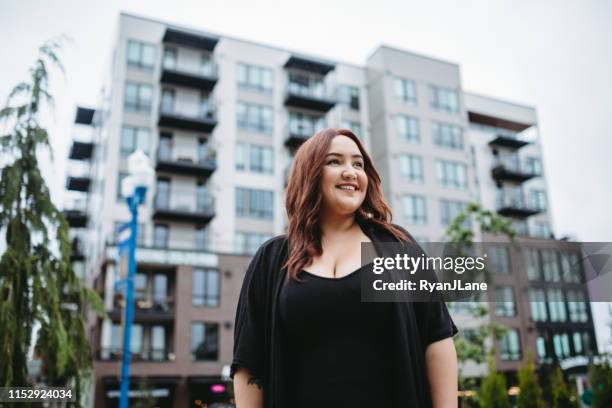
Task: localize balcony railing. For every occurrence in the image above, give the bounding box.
[65,162,92,192]
[496,189,541,218]
[161,60,219,91]
[284,81,336,112]
[158,103,218,133]
[97,347,175,362]
[109,295,175,323]
[488,132,531,150]
[156,146,217,177]
[284,121,326,148]
[492,156,538,183]
[153,189,215,224]
[63,198,88,228]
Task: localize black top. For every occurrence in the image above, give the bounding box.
[231,222,458,408]
[279,263,396,407]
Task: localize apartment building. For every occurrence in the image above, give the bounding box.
[62,12,596,407]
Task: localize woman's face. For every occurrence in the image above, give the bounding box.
[320,135,368,216]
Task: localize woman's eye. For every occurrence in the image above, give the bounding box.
[354,162,364,168]
[328,159,340,165]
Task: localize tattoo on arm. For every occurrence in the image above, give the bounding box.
[247,375,263,390]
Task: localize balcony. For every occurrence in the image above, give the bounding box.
[156,147,217,178]
[284,122,325,149]
[488,133,531,150]
[69,141,94,160]
[284,82,337,112]
[163,28,218,51]
[74,106,95,125]
[158,104,218,133]
[63,198,88,227]
[153,192,215,224]
[284,55,335,75]
[109,295,175,323]
[66,162,91,192]
[97,347,175,362]
[496,190,541,218]
[161,62,218,91]
[492,156,538,183]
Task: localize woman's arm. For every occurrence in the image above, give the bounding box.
[233,367,263,408]
[425,337,458,408]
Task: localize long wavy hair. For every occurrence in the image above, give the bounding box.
[284,128,411,280]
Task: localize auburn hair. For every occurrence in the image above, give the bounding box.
[284,128,411,280]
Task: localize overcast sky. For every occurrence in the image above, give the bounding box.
[2,0,611,349]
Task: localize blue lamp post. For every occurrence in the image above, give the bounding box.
[119,150,153,408]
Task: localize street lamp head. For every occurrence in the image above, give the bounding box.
[121,175,135,199]
[127,150,154,190]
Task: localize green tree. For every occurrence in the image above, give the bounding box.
[517,353,544,408]
[0,38,104,404]
[478,355,511,408]
[550,365,577,408]
[589,356,612,408]
[445,202,514,398]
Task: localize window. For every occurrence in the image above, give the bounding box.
[525,248,541,281]
[151,326,166,361]
[542,249,560,282]
[152,274,168,306]
[402,195,427,225]
[195,227,208,250]
[533,221,551,238]
[439,200,469,227]
[124,82,152,113]
[499,329,521,360]
[560,252,582,283]
[399,154,423,183]
[235,143,246,171]
[436,160,467,189]
[396,115,420,143]
[495,286,516,317]
[236,102,273,134]
[430,85,460,113]
[536,335,548,361]
[553,333,571,359]
[529,289,548,322]
[120,126,149,157]
[237,63,273,93]
[547,289,567,322]
[288,72,325,98]
[196,182,212,212]
[160,88,175,113]
[117,172,128,200]
[432,122,464,149]
[191,322,219,361]
[567,290,588,322]
[130,324,143,355]
[338,85,360,110]
[110,324,122,354]
[530,190,548,211]
[201,54,215,76]
[573,332,590,356]
[134,273,147,303]
[393,77,417,104]
[192,268,220,307]
[340,121,362,136]
[249,145,274,174]
[525,157,543,176]
[289,112,325,137]
[235,188,274,220]
[155,179,170,209]
[199,93,213,118]
[153,224,169,248]
[235,232,272,255]
[487,245,511,274]
[127,40,156,70]
[162,48,177,70]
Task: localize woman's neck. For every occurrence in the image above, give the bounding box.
[319,211,357,240]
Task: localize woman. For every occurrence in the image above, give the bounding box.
[232,128,458,407]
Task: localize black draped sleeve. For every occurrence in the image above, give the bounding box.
[230,244,268,381]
